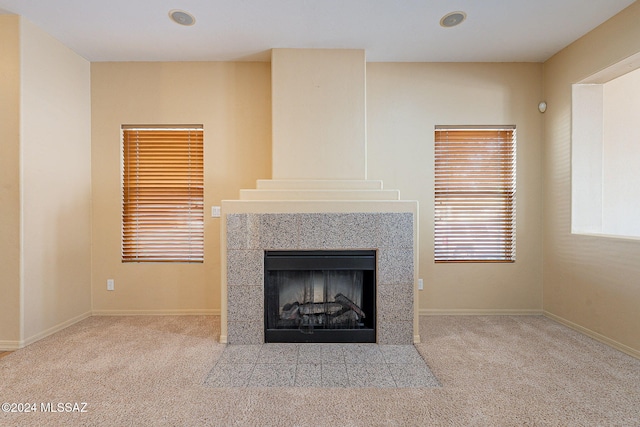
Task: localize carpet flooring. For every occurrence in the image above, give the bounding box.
[0,315,639,426]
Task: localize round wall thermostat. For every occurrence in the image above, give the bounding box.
[538,101,547,113]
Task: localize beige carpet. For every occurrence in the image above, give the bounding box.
[1,315,639,426]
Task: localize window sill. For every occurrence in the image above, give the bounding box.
[571,231,640,242]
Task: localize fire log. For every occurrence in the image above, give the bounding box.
[280,302,300,320]
[298,302,343,315]
[334,293,366,318]
[328,309,360,326]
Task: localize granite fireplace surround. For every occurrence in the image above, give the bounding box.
[225,212,415,345]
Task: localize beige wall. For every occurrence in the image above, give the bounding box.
[92,61,545,316]
[0,15,22,346]
[367,62,544,314]
[90,62,271,314]
[271,49,367,180]
[543,1,640,356]
[20,18,92,342]
[0,16,92,349]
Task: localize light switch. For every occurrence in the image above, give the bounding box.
[211,206,221,218]
[418,279,424,290]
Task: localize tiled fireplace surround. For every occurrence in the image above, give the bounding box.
[225,211,415,345]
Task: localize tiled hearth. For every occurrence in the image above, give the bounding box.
[205,343,439,388]
[225,212,415,345]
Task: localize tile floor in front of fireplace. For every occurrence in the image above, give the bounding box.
[204,343,440,388]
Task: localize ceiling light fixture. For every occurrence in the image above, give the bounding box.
[169,9,196,26]
[440,11,466,28]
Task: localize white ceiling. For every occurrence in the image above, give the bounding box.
[0,0,635,62]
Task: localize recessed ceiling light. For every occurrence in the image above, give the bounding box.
[440,11,466,28]
[169,9,196,26]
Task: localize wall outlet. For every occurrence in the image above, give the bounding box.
[107,279,114,291]
[418,278,424,290]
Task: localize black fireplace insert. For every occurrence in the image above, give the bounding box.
[264,250,376,343]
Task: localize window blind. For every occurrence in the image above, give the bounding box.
[434,127,516,263]
[122,126,204,262]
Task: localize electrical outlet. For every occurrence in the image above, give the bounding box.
[107,279,114,291]
[418,278,424,290]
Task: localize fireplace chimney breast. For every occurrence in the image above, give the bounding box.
[271,49,366,180]
[220,48,419,346]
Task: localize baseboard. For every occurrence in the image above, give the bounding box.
[419,308,543,316]
[0,340,21,351]
[92,309,220,316]
[20,311,92,349]
[543,311,640,360]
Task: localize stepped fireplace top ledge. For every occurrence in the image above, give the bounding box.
[239,189,400,201]
[239,179,400,201]
[221,199,417,215]
[256,179,384,190]
[223,182,416,215]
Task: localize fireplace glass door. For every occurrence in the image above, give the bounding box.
[264,250,376,343]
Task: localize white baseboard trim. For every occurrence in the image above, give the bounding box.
[92,309,220,316]
[0,340,21,351]
[419,308,543,316]
[20,311,92,349]
[543,311,640,360]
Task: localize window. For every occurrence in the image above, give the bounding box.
[434,126,516,262]
[572,53,640,239]
[122,125,204,262]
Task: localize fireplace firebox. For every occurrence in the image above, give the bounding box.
[264,250,376,343]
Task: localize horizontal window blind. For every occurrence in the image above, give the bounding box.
[122,126,204,262]
[434,127,516,262]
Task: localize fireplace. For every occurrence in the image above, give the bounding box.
[264,250,376,343]
[223,211,417,345]
[220,49,419,345]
